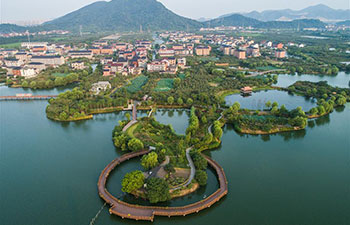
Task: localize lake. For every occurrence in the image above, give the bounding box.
[225,90,317,111]
[1,85,349,225]
[276,72,350,88]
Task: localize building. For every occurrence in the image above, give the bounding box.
[246,46,260,57]
[147,60,167,73]
[4,58,23,67]
[276,43,284,49]
[28,62,46,72]
[241,86,252,95]
[91,81,111,95]
[234,50,246,59]
[158,48,175,57]
[177,57,187,69]
[20,67,37,79]
[275,50,286,58]
[195,46,211,56]
[71,61,86,70]
[21,42,48,49]
[68,50,93,59]
[15,52,31,62]
[31,56,65,66]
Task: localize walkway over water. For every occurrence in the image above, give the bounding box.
[97,150,228,221]
[0,95,57,101]
[122,102,138,132]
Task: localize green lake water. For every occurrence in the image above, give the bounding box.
[1,83,349,225]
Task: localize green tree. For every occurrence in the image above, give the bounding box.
[195,170,208,186]
[201,115,207,124]
[309,107,318,116]
[173,78,181,87]
[125,113,131,121]
[128,138,144,152]
[121,170,144,194]
[336,96,346,106]
[186,98,193,105]
[54,77,65,86]
[191,151,207,170]
[146,177,170,203]
[141,152,158,170]
[114,133,130,151]
[177,97,183,105]
[265,101,272,109]
[29,81,37,89]
[272,102,279,108]
[21,80,29,88]
[167,96,174,105]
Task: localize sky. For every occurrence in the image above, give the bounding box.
[0,0,349,24]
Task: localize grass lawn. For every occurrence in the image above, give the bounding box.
[154,78,174,92]
[0,42,21,49]
[256,66,279,71]
[126,122,138,138]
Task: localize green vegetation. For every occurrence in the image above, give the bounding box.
[225,101,309,134]
[121,170,145,194]
[46,88,127,121]
[41,0,201,32]
[145,177,171,204]
[154,78,174,92]
[195,170,208,186]
[127,75,149,93]
[141,152,159,170]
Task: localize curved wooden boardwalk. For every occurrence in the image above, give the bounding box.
[97,150,228,221]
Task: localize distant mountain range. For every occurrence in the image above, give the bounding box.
[203,14,326,29]
[224,4,350,23]
[0,2,348,35]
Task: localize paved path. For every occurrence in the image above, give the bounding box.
[172,147,194,191]
[122,103,138,132]
[97,150,228,221]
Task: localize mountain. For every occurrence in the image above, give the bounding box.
[197,17,212,22]
[256,19,326,29]
[336,20,350,26]
[240,4,350,23]
[43,0,201,32]
[204,14,326,29]
[203,14,261,27]
[0,24,28,34]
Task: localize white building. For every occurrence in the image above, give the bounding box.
[91,81,111,95]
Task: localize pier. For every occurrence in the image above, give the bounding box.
[0,95,57,101]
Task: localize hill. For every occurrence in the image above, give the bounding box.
[336,20,350,26]
[205,14,326,29]
[43,0,201,32]
[240,4,350,23]
[0,24,28,34]
[256,19,326,29]
[203,14,261,27]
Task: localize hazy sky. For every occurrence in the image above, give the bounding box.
[0,0,349,23]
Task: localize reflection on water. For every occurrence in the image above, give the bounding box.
[276,72,350,88]
[225,90,316,111]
